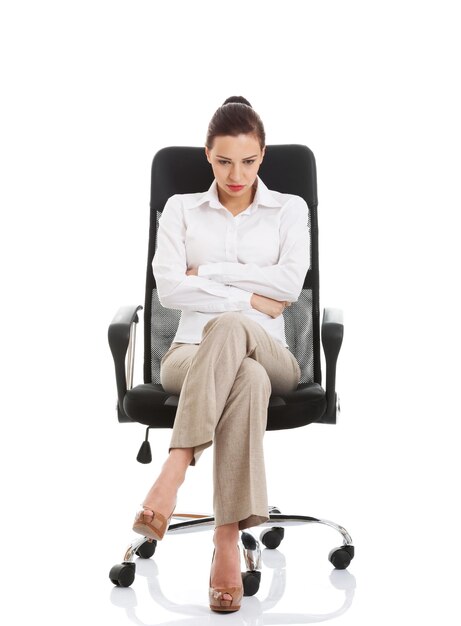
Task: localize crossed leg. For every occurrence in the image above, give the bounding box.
[137,313,300,604]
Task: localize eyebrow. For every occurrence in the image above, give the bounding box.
[216,154,259,161]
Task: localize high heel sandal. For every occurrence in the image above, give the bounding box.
[132,503,175,541]
[209,547,243,613]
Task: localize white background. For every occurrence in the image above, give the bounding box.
[1,1,460,624]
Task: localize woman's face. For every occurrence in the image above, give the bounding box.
[205,134,265,205]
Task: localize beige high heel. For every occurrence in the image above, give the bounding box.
[209,547,243,612]
[132,503,175,541]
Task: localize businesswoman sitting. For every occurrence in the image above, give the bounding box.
[132,96,310,612]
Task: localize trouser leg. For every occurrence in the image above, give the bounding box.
[213,357,271,530]
[160,312,301,527]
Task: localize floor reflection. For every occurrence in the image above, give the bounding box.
[110,546,356,625]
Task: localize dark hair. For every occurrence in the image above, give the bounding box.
[205,96,266,149]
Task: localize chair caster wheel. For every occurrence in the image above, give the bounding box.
[109,562,136,587]
[241,531,257,550]
[260,527,285,549]
[242,570,261,596]
[328,545,354,570]
[135,539,157,558]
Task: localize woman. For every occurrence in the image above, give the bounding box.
[132,96,310,612]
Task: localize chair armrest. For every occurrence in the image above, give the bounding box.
[319,308,344,424]
[108,305,143,422]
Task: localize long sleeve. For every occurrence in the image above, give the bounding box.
[198,196,310,301]
[153,196,253,313]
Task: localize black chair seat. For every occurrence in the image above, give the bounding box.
[123,383,327,430]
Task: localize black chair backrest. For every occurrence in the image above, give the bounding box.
[143,145,321,387]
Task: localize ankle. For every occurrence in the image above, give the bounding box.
[214,524,239,547]
[163,448,193,482]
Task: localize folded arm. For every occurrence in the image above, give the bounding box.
[153,196,252,313]
[198,196,310,301]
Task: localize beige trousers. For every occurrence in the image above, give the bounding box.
[160,312,301,530]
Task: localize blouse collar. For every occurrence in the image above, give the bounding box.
[184,176,282,211]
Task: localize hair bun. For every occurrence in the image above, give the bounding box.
[222,96,252,108]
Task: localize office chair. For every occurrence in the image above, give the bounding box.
[108,145,354,591]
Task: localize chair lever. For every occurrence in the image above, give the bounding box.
[136,427,152,464]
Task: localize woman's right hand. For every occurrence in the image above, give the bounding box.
[250,293,290,318]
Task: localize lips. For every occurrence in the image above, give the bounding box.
[227,185,245,192]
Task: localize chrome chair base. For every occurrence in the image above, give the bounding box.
[110,507,354,592]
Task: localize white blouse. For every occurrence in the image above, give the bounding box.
[152,176,310,346]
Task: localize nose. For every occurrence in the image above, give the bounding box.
[228,163,241,182]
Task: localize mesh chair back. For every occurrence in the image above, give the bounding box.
[143,145,321,387]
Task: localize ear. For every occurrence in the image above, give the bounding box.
[260,146,266,162]
[205,147,212,164]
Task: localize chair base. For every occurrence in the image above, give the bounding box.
[110,507,354,589]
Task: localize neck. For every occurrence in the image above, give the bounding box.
[218,183,257,215]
